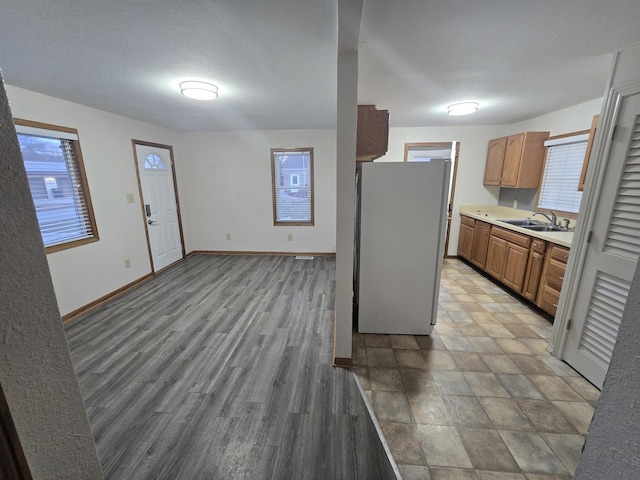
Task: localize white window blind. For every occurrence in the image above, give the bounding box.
[271,148,314,225]
[537,133,588,213]
[16,122,98,250]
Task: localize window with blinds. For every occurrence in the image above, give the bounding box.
[271,148,314,226]
[15,119,99,252]
[537,133,589,214]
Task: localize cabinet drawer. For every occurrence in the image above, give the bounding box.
[538,284,560,317]
[461,215,476,228]
[489,226,531,248]
[531,239,546,254]
[550,244,570,264]
[545,259,566,291]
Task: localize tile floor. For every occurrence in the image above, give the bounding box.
[353,258,600,480]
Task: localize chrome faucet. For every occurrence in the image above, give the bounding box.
[532,210,557,226]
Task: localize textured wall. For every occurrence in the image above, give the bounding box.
[0,75,103,478]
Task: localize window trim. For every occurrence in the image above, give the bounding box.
[270,147,314,226]
[14,118,99,253]
[534,129,590,219]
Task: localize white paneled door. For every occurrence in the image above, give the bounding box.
[563,92,640,388]
[134,142,184,272]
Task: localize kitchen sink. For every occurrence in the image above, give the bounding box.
[497,219,544,226]
[520,224,568,232]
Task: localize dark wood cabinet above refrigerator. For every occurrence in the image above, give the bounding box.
[356,105,389,161]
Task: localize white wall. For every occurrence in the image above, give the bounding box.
[507,98,602,136]
[6,86,182,317]
[180,129,336,253]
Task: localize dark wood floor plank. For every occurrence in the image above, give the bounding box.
[65,254,397,479]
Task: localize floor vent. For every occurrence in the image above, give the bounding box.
[295,255,314,260]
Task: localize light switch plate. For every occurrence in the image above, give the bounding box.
[126,193,135,204]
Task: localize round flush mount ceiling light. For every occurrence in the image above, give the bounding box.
[179,81,219,100]
[447,102,479,116]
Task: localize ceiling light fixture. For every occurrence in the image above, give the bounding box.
[447,102,479,116]
[179,81,219,100]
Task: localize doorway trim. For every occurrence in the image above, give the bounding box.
[131,139,186,274]
[404,142,460,256]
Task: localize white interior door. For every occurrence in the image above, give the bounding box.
[134,142,183,272]
[563,92,640,388]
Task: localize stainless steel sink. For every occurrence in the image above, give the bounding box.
[497,219,544,226]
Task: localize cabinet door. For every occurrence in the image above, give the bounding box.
[483,137,507,185]
[458,224,474,260]
[485,235,507,280]
[501,133,525,187]
[501,243,529,293]
[523,251,544,302]
[470,221,491,269]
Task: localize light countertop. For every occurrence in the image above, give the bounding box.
[459,205,573,248]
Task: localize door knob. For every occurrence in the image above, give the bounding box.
[148,219,158,225]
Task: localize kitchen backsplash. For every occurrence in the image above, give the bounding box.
[498,187,538,211]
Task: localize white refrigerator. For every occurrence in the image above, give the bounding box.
[355,161,451,335]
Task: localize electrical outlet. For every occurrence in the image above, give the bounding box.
[126,193,135,204]
[124,258,131,268]
[288,234,293,241]
[226,233,231,241]
[513,199,518,209]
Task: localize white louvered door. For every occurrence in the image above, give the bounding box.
[563,92,640,388]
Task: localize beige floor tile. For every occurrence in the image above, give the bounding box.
[516,400,578,434]
[502,303,536,313]
[502,324,542,339]
[440,336,476,352]
[368,367,404,391]
[366,347,398,367]
[396,349,428,369]
[442,395,492,428]
[470,294,498,303]
[408,393,453,426]
[481,354,523,374]
[479,397,534,430]
[380,422,426,465]
[423,350,459,370]
[518,339,550,355]
[494,339,532,355]
[480,303,509,313]
[498,431,567,475]
[390,334,420,349]
[451,352,491,373]
[562,377,600,407]
[479,324,516,338]
[514,313,550,327]
[528,376,583,402]
[459,427,520,472]
[540,433,585,475]
[463,372,510,397]
[467,337,504,354]
[453,293,477,303]
[551,401,594,434]
[353,366,370,390]
[441,301,465,312]
[537,356,579,377]
[352,332,365,347]
[462,302,492,313]
[469,312,500,324]
[398,464,432,480]
[372,391,413,423]
[352,346,367,366]
[429,467,478,479]
[456,324,490,337]
[437,323,462,336]
[416,424,473,468]
[364,333,392,347]
[417,335,448,350]
[476,472,526,480]
[431,371,474,396]
[492,313,523,324]
[495,374,544,400]
[525,324,552,340]
[400,368,441,395]
[508,356,555,375]
[448,311,476,323]
[523,474,572,480]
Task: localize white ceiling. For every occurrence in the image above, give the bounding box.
[1,1,640,132]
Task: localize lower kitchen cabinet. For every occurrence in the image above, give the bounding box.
[522,239,546,302]
[458,216,475,260]
[470,220,491,269]
[485,226,531,294]
[536,244,570,316]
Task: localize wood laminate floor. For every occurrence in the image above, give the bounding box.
[65,255,395,480]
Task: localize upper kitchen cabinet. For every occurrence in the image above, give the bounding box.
[356,105,389,161]
[483,131,550,188]
[578,114,599,191]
